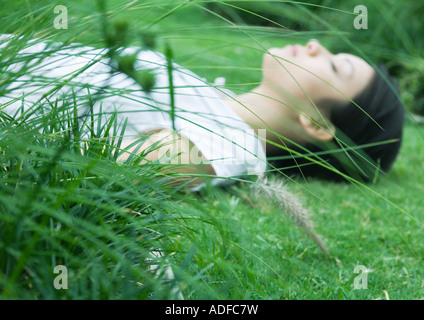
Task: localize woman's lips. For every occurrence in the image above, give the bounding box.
[283,45,298,57]
[291,45,299,56]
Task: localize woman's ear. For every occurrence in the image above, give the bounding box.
[298,113,335,141]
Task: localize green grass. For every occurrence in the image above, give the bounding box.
[0,0,423,300]
[169,124,424,300]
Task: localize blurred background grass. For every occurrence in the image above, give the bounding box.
[1,0,423,299]
[1,0,422,112]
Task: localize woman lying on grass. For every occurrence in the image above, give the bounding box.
[0,35,405,189]
[0,34,405,256]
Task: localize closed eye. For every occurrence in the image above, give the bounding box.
[331,61,337,73]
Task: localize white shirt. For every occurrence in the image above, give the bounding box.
[0,35,267,188]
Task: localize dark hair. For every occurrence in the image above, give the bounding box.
[273,65,405,182]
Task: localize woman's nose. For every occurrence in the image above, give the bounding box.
[306,39,321,56]
[306,39,332,58]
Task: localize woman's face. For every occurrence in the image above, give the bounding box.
[262,39,375,106]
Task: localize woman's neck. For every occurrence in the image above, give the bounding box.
[223,84,308,155]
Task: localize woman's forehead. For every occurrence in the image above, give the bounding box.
[342,54,375,98]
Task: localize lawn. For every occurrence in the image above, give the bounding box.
[0,0,423,300]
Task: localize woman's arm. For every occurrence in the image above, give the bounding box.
[118,129,216,189]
